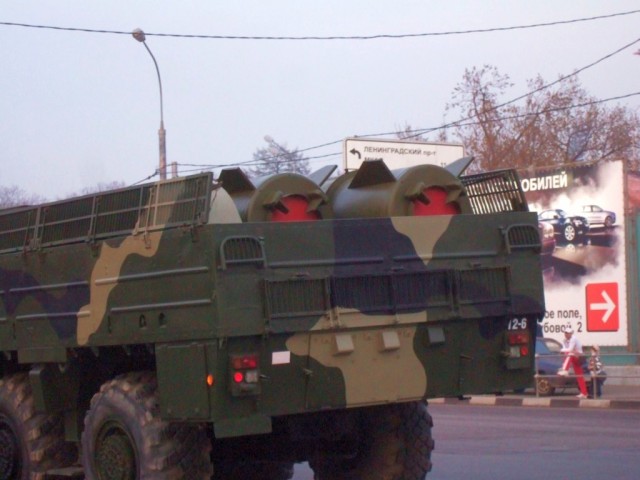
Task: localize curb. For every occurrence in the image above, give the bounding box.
[429,395,640,410]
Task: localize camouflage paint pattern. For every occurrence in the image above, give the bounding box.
[0,167,544,429]
[77,232,162,345]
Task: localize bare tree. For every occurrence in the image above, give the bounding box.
[0,185,46,209]
[443,65,640,172]
[0,180,129,210]
[395,124,429,142]
[248,137,310,178]
[66,181,126,198]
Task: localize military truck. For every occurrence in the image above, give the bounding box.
[0,158,544,479]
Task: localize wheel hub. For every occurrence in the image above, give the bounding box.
[95,425,137,480]
[0,416,20,479]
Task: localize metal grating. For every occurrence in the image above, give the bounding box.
[331,271,453,313]
[39,197,94,246]
[220,236,265,269]
[0,173,212,254]
[266,278,328,318]
[461,169,529,214]
[93,186,152,236]
[263,267,510,321]
[457,267,509,304]
[0,208,38,252]
[393,271,452,309]
[332,275,393,313]
[506,224,540,250]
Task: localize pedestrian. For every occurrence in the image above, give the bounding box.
[558,327,589,399]
[587,345,606,398]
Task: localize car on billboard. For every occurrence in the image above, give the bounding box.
[575,204,616,228]
[538,222,556,256]
[538,209,589,243]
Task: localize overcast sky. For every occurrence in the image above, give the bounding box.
[2,1,639,200]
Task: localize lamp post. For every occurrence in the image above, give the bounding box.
[132,28,167,180]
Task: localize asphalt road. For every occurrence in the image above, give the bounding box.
[292,403,640,480]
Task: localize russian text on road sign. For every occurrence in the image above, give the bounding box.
[585,282,619,332]
[343,138,464,171]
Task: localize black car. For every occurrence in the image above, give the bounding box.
[538,209,589,243]
[535,337,588,396]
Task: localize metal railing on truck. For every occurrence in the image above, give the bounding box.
[0,173,213,255]
[461,169,529,214]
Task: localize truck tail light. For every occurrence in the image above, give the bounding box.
[507,332,529,346]
[229,354,261,396]
[231,355,258,370]
[507,331,531,358]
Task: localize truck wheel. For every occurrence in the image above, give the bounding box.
[0,373,76,480]
[310,402,434,480]
[214,460,294,480]
[81,372,213,480]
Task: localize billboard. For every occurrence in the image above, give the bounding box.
[519,160,628,347]
[343,138,464,171]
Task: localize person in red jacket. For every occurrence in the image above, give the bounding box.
[558,327,589,399]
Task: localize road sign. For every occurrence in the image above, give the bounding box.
[586,282,619,332]
[343,138,464,171]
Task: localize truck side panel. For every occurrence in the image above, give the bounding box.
[207,211,542,421]
[0,171,544,443]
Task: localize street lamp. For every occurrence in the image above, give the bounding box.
[132,28,167,180]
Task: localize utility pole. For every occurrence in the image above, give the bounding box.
[132,29,167,180]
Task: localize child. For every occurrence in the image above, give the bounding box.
[587,345,606,398]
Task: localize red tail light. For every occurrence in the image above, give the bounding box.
[507,331,530,346]
[506,330,531,359]
[229,353,261,396]
[232,355,258,370]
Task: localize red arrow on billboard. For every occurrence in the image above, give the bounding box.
[585,282,619,332]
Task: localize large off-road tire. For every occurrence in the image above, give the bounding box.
[214,459,294,480]
[0,373,76,480]
[80,371,213,480]
[310,401,434,480]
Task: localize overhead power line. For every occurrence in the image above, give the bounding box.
[1,9,639,40]
[440,91,640,129]
[368,36,640,141]
[4,10,638,185]
[228,34,640,163]
[177,150,344,172]
[164,90,640,179]
[132,88,639,183]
